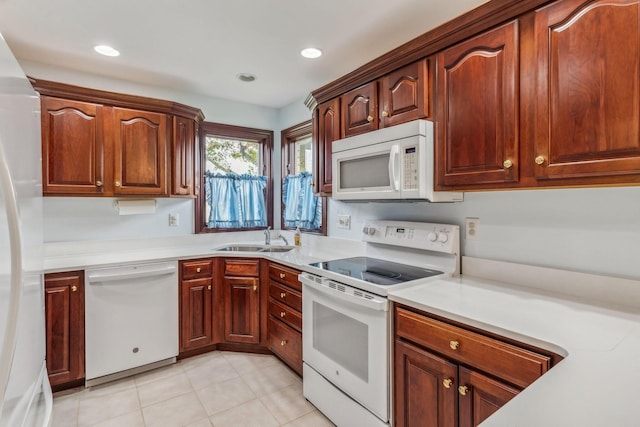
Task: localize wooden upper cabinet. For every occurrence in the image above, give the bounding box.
[341,82,378,137]
[41,97,105,195]
[380,59,430,128]
[532,0,640,181]
[314,98,340,195]
[436,21,519,189]
[111,107,168,196]
[172,116,195,196]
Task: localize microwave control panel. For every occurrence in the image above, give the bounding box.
[403,146,418,190]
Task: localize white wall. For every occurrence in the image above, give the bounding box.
[328,186,640,280]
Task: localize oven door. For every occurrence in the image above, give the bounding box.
[301,274,389,421]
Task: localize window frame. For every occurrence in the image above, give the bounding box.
[196,122,273,233]
[281,120,327,236]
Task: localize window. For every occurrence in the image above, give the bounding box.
[281,121,326,235]
[196,122,273,233]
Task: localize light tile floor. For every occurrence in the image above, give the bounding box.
[51,351,336,427]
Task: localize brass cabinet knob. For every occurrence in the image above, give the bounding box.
[208,285,212,290]
[196,267,201,273]
[115,181,121,187]
[280,273,286,279]
[458,385,469,396]
[71,285,78,292]
[503,159,513,169]
[280,292,286,298]
[449,340,460,350]
[381,111,389,117]
[253,284,258,292]
[280,311,286,318]
[280,340,287,346]
[443,378,453,389]
[95,180,103,187]
[367,115,374,122]
[535,155,545,165]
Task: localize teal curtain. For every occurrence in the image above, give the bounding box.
[282,172,321,230]
[205,172,267,228]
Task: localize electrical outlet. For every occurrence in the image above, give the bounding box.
[169,213,179,227]
[465,217,479,240]
[337,215,351,229]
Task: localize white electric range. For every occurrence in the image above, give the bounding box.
[299,220,460,427]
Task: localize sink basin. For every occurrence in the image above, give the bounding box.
[216,244,295,253]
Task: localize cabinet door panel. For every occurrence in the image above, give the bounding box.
[436,21,519,188]
[380,59,429,127]
[533,0,640,180]
[315,99,340,195]
[458,366,520,427]
[44,271,85,388]
[394,339,457,427]
[41,97,104,195]
[172,116,195,196]
[112,107,168,195]
[224,277,260,343]
[180,278,213,352]
[341,82,378,137]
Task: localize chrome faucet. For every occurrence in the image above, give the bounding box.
[279,234,289,245]
[264,226,271,245]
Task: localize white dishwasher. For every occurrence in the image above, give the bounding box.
[85,261,178,386]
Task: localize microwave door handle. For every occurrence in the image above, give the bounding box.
[389,144,400,191]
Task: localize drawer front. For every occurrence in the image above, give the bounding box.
[268,299,302,332]
[268,281,302,312]
[395,307,551,388]
[268,317,302,376]
[181,259,213,279]
[269,263,302,291]
[224,259,260,277]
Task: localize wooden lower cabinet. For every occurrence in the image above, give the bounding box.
[222,259,261,344]
[179,259,214,354]
[394,305,555,427]
[44,271,85,390]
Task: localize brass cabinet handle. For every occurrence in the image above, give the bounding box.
[535,155,545,165]
[208,285,212,290]
[366,115,374,122]
[114,181,121,187]
[458,385,469,396]
[196,267,201,273]
[71,285,78,292]
[503,159,513,169]
[443,378,453,389]
[279,273,286,279]
[95,180,103,187]
[449,340,460,350]
[280,292,286,298]
[280,340,287,346]
[253,284,258,292]
[280,311,286,318]
[381,111,389,117]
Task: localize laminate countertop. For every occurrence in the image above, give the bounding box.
[389,257,640,427]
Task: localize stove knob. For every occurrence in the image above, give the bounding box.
[368,227,376,235]
[438,233,449,243]
[428,232,438,242]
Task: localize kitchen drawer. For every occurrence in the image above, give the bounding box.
[269,263,302,291]
[268,281,302,312]
[181,259,213,279]
[395,307,551,388]
[268,298,302,332]
[268,317,302,376]
[224,259,260,277]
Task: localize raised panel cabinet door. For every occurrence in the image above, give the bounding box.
[436,21,519,188]
[341,82,378,137]
[179,278,213,352]
[315,99,340,195]
[44,271,85,388]
[394,339,457,427]
[533,0,640,181]
[172,116,195,196]
[41,97,105,195]
[380,59,430,127]
[111,107,168,195]
[458,366,520,427]
[224,277,260,344]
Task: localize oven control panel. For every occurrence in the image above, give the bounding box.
[361,220,460,255]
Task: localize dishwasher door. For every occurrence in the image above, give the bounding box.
[85,261,178,382]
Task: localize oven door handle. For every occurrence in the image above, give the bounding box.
[300,275,388,312]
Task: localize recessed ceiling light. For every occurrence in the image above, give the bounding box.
[301,48,322,59]
[236,73,256,82]
[94,45,120,57]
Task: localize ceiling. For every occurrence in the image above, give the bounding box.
[0,0,486,109]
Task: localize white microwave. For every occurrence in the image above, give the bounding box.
[332,120,463,202]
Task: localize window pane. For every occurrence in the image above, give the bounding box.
[294,136,312,174]
[206,136,260,175]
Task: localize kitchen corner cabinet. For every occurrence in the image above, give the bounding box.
[222,259,261,344]
[313,98,340,195]
[267,263,303,375]
[394,306,554,427]
[44,271,85,390]
[436,21,519,188]
[172,116,197,196]
[179,259,214,353]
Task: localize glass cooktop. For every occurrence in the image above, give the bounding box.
[309,256,443,286]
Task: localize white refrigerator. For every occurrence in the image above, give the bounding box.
[0,32,52,427]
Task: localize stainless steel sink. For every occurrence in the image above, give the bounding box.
[216,244,295,253]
